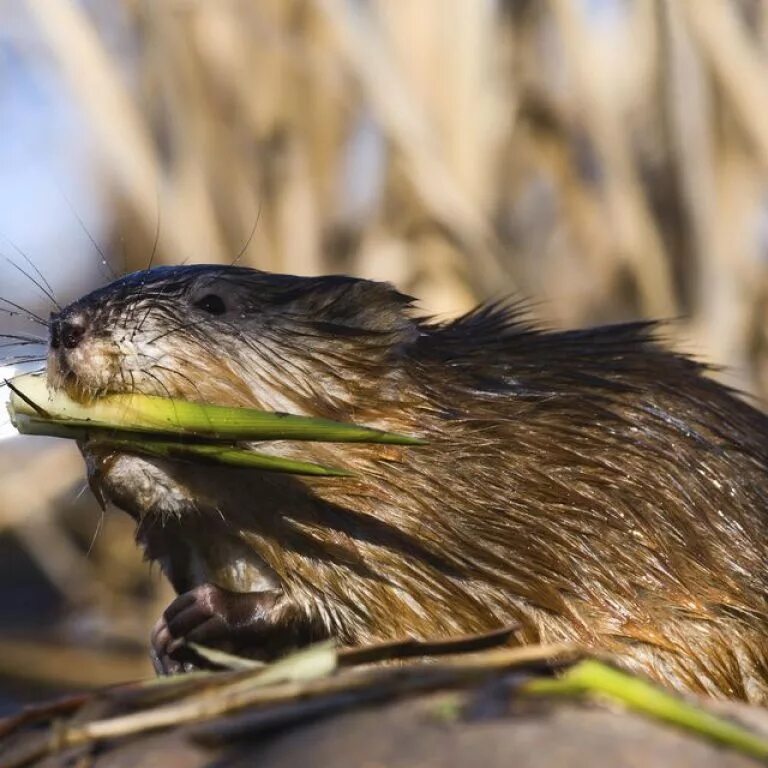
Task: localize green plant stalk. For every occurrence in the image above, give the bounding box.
[6,374,425,445]
[102,438,353,477]
[524,660,768,760]
[12,415,350,477]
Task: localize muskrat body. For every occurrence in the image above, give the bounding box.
[47,265,768,702]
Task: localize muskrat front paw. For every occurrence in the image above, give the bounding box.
[150,583,281,675]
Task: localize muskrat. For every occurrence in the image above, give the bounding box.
[45,265,768,702]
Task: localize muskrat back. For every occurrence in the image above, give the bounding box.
[47,265,768,702]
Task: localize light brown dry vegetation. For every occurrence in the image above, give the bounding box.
[23,0,768,390]
[3,0,768,692]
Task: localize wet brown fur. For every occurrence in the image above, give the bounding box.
[49,266,768,702]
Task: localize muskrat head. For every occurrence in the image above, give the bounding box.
[47,265,418,416]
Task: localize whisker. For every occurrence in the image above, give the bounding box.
[128,205,175,329]
[73,481,90,503]
[139,368,198,448]
[193,205,264,299]
[58,186,118,280]
[142,369,179,411]
[85,505,105,558]
[0,297,47,325]
[134,279,174,338]
[146,319,211,345]
[146,188,162,272]
[118,235,127,275]
[4,257,62,310]
[231,204,263,267]
[11,245,59,304]
[0,307,45,326]
[0,366,46,389]
[0,341,45,350]
[0,233,59,300]
[0,356,47,366]
[0,348,47,359]
[149,363,208,403]
[123,187,161,337]
[0,333,46,343]
[128,271,155,335]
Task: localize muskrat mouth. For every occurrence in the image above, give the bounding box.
[47,370,95,405]
[46,339,127,405]
[46,369,105,408]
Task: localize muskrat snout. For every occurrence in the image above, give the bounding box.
[49,313,87,350]
[46,305,121,401]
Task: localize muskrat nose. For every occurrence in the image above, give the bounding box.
[50,316,86,350]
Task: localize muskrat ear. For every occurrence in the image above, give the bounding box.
[294,277,417,336]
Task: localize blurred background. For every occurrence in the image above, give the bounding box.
[1,0,768,708]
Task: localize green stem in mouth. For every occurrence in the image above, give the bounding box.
[6,373,426,445]
[94,438,353,477]
[11,415,352,476]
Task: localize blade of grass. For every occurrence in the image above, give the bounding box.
[187,644,263,672]
[524,659,768,760]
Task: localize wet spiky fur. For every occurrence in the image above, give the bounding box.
[51,266,768,702]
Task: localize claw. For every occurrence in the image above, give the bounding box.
[150,583,282,675]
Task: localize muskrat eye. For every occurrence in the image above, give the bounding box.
[194,294,227,316]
